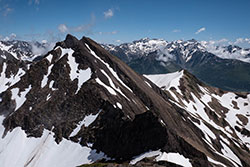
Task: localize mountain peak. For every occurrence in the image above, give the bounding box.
[135,37,150,42]
[0,35,250,167]
[225,45,242,53]
[187,39,197,43]
[60,34,80,48]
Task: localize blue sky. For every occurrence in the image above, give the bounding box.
[0,0,250,45]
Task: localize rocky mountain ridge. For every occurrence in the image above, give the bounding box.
[0,35,249,167]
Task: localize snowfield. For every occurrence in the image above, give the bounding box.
[145,70,183,94]
[130,150,192,167]
[0,116,109,167]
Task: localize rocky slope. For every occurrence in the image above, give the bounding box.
[0,43,28,94]
[0,40,51,94]
[0,35,249,167]
[146,70,250,166]
[104,39,250,92]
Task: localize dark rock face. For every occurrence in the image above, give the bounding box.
[87,109,168,161]
[127,51,181,74]
[0,35,249,167]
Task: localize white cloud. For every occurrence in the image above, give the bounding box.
[57,14,95,34]
[41,40,47,43]
[173,29,181,33]
[217,38,228,43]
[201,38,228,46]
[116,40,121,43]
[200,38,250,49]
[234,38,250,45]
[98,31,117,35]
[3,7,13,16]
[31,41,55,56]
[156,47,176,62]
[195,27,206,34]
[73,14,95,33]
[10,33,16,39]
[28,0,40,5]
[201,38,250,63]
[3,33,16,41]
[0,4,13,16]
[73,25,90,32]
[35,0,40,5]
[58,24,68,33]
[104,9,114,19]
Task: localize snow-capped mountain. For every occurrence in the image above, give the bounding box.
[0,40,52,62]
[0,40,33,61]
[201,42,250,63]
[103,38,213,69]
[0,35,249,167]
[104,38,250,64]
[102,38,168,63]
[158,39,207,64]
[104,38,250,92]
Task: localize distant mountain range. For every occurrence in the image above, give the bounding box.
[0,40,53,62]
[103,38,250,92]
[1,37,250,92]
[103,38,250,64]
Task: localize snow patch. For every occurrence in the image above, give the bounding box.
[85,44,133,93]
[144,81,152,88]
[220,141,242,166]
[46,54,53,63]
[156,152,192,167]
[70,110,101,137]
[46,94,51,101]
[160,120,166,126]
[145,70,183,95]
[130,150,161,165]
[65,48,91,93]
[41,65,53,88]
[11,85,32,111]
[116,102,122,109]
[49,80,57,91]
[75,68,91,93]
[100,69,129,100]
[96,78,116,95]
[207,157,226,167]
[1,55,6,59]
[56,47,74,60]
